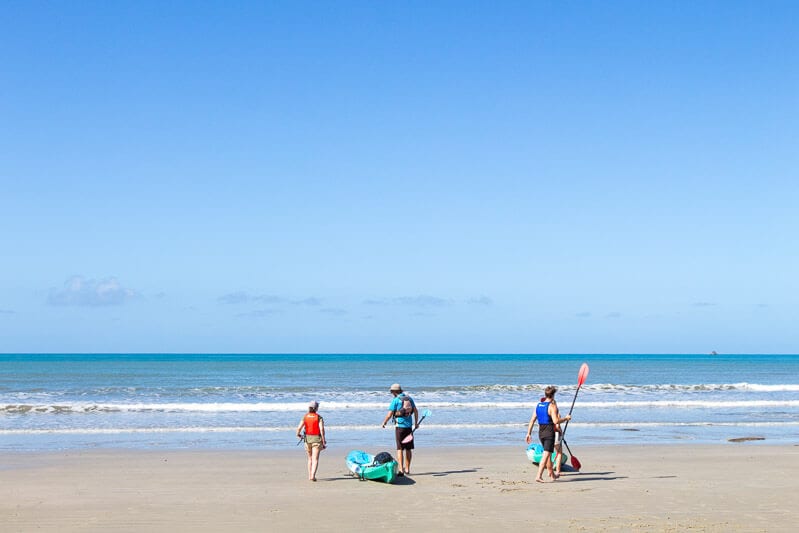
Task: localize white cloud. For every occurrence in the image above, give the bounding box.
[235,309,281,318]
[218,292,251,304]
[218,292,322,306]
[364,295,451,307]
[48,276,137,307]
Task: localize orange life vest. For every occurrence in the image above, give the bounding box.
[303,412,321,436]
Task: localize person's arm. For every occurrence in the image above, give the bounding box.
[382,399,397,427]
[296,419,305,439]
[319,417,326,448]
[551,399,561,433]
[525,412,538,443]
[550,402,571,425]
[413,404,420,429]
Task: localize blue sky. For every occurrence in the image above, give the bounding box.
[1,1,797,353]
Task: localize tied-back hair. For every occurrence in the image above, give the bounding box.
[544,386,558,399]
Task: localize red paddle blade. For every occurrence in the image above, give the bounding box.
[570,454,582,471]
[577,363,590,387]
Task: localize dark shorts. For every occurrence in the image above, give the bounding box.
[539,424,555,453]
[395,427,414,450]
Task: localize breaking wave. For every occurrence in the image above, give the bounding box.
[4,398,799,414]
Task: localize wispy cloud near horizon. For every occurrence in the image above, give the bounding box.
[235,309,282,318]
[48,276,137,307]
[218,292,323,306]
[363,295,452,307]
[467,296,493,306]
[320,307,348,316]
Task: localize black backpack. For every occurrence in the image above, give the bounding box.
[373,452,394,465]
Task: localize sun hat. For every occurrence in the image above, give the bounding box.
[389,383,403,392]
[308,400,319,410]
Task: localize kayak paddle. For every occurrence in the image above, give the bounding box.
[401,409,431,444]
[561,362,589,438]
[561,437,581,471]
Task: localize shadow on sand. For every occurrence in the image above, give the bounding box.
[408,469,480,477]
[560,471,627,482]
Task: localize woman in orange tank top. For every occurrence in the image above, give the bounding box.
[296,401,326,481]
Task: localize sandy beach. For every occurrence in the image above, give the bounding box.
[2,444,797,532]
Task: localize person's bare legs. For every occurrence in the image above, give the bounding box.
[310,446,321,481]
[554,444,562,478]
[536,454,547,482]
[397,449,404,475]
[547,453,556,480]
[404,449,412,474]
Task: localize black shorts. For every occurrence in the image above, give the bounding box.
[395,427,414,450]
[539,424,555,453]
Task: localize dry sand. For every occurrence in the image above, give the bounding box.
[2,444,797,532]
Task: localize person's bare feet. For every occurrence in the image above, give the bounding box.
[535,478,545,483]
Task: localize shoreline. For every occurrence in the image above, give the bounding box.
[2,444,797,531]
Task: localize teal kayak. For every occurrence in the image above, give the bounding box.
[346,450,398,483]
[526,443,568,466]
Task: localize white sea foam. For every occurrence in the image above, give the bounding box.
[463,383,799,393]
[3,398,799,414]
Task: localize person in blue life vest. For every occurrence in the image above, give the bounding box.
[381,383,419,477]
[534,394,567,477]
[297,400,326,481]
[525,386,571,482]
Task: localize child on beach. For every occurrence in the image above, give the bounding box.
[525,386,570,482]
[297,401,326,481]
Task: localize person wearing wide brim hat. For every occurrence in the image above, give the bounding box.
[297,400,326,481]
[381,383,419,476]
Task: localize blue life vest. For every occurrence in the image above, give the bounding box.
[536,401,552,424]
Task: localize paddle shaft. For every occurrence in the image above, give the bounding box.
[561,437,581,470]
[561,437,574,457]
[401,413,428,444]
[559,385,581,438]
[561,363,589,439]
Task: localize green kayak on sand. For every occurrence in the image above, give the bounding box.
[346,450,399,483]
[526,443,568,466]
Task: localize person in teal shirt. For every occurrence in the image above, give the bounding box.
[381,383,419,476]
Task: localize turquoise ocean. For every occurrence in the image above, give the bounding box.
[2,354,798,451]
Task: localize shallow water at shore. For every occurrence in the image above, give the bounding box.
[2,353,798,450]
